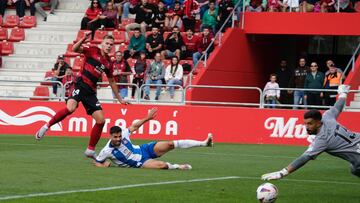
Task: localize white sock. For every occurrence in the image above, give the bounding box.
[43,124,49,129]
[173,140,206,149]
[166,162,180,170]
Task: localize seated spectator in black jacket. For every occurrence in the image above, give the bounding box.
[161,26,184,59]
[52,55,71,96]
[146,26,164,59]
[125,0,156,35]
[217,0,233,32]
[153,1,167,32]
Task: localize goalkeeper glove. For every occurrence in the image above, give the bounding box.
[337,85,350,98]
[261,168,289,181]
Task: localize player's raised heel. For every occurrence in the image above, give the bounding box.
[179,164,192,170]
[206,133,213,147]
[84,148,97,160]
[35,125,48,140]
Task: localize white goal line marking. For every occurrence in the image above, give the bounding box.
[0,176,239,201]
[1,175,360,201]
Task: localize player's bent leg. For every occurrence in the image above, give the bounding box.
[85,110,105,159]
[153,141,175,157]
[142,159,192,170]
[350,164,360,177]
[35,99,78,140]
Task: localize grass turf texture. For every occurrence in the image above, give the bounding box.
[0,134,359,203]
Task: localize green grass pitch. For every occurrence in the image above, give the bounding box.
[0,134,359,203]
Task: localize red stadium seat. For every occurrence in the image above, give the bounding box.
[100,73,109,87]
[3,15,20,28]
[119,18,135,31]
[30,86,50,100]
[0,15,2,26]
[127,58,137,68]
[0,27,8,41]
[117,43,128,52]
[72,56,85,72]
[64,57,72,66]
[355,1,360,12]
[19,16,37,28]
[8,28,25,42]
[40,71,55,86]
[74,30,90,43]
[64,44,80,57]
[163,59,171,67]
[163,31,171,40]
[1,40,14,55]
[112,30,126,44]
[92,30,108,44]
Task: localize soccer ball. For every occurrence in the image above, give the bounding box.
[256,182,278,203]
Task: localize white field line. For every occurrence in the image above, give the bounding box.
[0,176,239,201]
[1,176,360,201]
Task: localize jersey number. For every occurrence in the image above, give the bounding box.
[72,89,80,97]
[334,125,356,144]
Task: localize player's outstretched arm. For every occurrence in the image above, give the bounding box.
[108,77,129,105]
[261,154,312,181]
[129,108,158,133]
[72,31,91,53]
[323,85,350,120]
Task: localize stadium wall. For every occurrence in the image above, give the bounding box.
[1,100,360,146]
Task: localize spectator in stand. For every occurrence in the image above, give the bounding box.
[0,0,10,17]
[161,26,184,59]
[27,0,36,16]
[299,0,317,12]
[144,52,165,100]
[124,28,146,59]
[289,57,309,109]
[323,63,343,106]
[126,0,156,35]
[112,51,132,100]
[35,0,58,21]
[283,0,299,11]
[81,0,103,39]
[201,1,218,34]
[325,60,343,75]
[11,0,28,19]
[275,60,292,105]
[304,62,325,107]
[62,67,76,99]
[52,55,71,96]
[245,0,266,12]
[99,0,109,9]
[131,51,147,99]
[165,1,183,30]
[193,27,213,67]
[182,28,198,59]
[153,1,167,31]
[182,0,200,32]
[198,0,210,18]
[217,0,233,31]
[320,0,335,12]
[263,74,280,108]
[113,0,131,20]
[334,0,354,12]
[146,26,164,59]
[165,56,183,101]
[101,1,118,28]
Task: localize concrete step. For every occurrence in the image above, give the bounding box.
[32,23,80,31]
[0,70,43,77]
[46,12,84,24]
[25,30,76,43]
[14,42,66,56]
[57,1,89,10]
[2,56,55,70]
[0,89,35,98]
[0,75,44,81]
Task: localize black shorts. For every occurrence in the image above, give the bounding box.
[69,80,102,115]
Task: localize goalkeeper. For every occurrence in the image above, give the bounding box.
[262,85,360,180]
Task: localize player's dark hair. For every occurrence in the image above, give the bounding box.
[110,126,122,135]
[103,34,115,40]
[304,110,322,121]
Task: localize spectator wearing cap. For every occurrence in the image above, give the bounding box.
[126,0,156,35]
[35,0,59,21]
[182,28,198,59]
[161,26,184,59]
[182,0,200,32]
[201,1,218,34]
[245,0,266,12]
[52,55,71,96]
[193,26,213,67]
[112,51,132,100]
[62,67,75,99]
[146,26,164,59]
[153,1,168,31]
[165,1,183,30]
[144,52,165,100]
[124,28,146,59]
[323,61,343,106]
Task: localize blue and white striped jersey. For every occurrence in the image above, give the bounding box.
[95,128,144,168]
